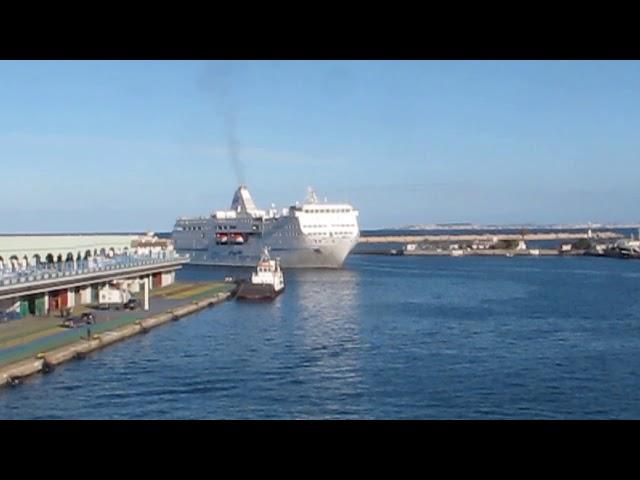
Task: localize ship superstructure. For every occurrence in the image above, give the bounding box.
[172,186,360,268]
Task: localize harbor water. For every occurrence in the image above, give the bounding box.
[1,255,640,419]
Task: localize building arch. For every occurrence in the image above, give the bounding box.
[84,250,92,259]
[32,254,42,267]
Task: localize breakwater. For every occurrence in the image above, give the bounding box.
[404,248,581,257]
[357,248,588,257]
[358,231,622,244]
[0,291,233,388]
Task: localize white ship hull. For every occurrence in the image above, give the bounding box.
[182,237,358,268]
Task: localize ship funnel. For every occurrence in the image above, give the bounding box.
[230,185,259,213]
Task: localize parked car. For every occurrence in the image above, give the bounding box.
[123,298,140,311]
[61,312,96,328]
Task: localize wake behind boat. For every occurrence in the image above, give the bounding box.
[172,186,360,268]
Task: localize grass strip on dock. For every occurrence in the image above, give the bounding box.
[150,282,197,297]
[0,326,65,350]
[165,282,231,300]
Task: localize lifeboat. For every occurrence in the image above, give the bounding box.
[233,233,245,244]
[217,234,228,244]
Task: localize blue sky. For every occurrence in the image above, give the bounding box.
[1,60,639,232]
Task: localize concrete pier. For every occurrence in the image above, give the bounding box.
[0,285,234,389]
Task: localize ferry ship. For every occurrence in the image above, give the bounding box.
[172,186,360,268]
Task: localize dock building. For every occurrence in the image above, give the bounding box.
[0,233,188,318]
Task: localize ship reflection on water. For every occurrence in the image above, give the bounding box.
[281,267,366,417]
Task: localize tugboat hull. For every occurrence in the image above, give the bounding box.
[236,282,284,301]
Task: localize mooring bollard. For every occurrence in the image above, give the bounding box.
[41,360,55,374]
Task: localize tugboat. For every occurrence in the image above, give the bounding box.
[236,248,285,301]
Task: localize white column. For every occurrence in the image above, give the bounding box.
[67,288,75,308]
[80,286,92,304]
[143,277,149,311]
